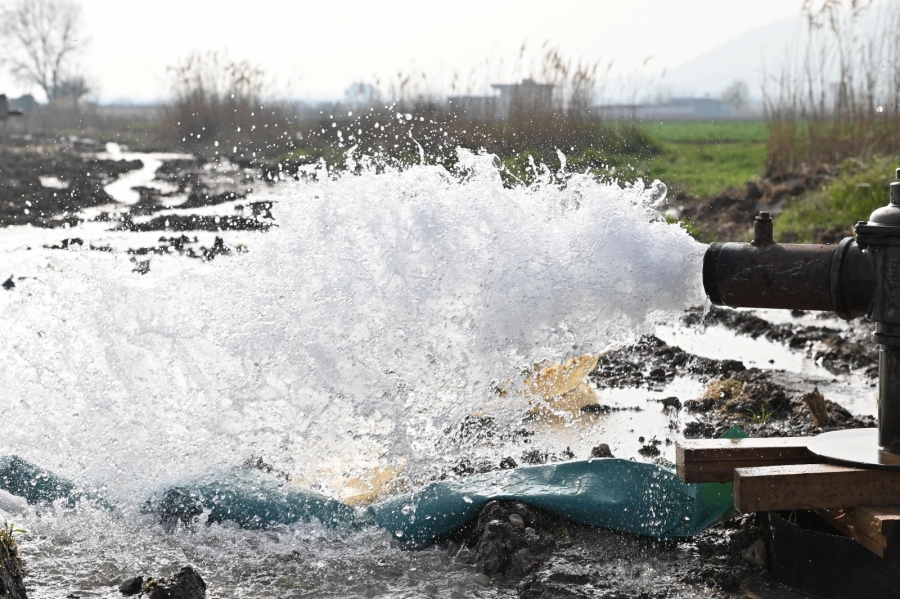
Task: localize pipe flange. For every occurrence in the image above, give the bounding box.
[830,237,857,320]
[807,428,900,470]
[702,242,725,306]
[856,222,900,248]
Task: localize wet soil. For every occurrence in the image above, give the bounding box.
[678,164,846,242]
[0,140,142,228]
[685,307,877,377]
[0,135,883,598]
[0,134,281,268]
[439,500,799,598]
[439,321,877,597]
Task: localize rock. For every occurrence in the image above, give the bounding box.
[118,575,143,595]
[467,502,557,577]
[475,520,520,576]
[498,456,517,470]
[659,396,681,410]
[1,276,13,291]
[144,566,206,599]
[0,528,27,599]
[589,444,614,458]
[742,539,767,568]
[470,573,491,587]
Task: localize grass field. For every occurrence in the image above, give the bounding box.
[775,156,899,242]
[636,120,768,198]
[497,120,769,200]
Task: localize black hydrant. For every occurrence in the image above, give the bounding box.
[703,168,900,468]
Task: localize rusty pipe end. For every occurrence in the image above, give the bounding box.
[702,242,725,306]
[701,238,874,315]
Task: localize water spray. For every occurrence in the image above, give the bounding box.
[704,167,900,468]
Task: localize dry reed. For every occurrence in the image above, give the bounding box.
[764,0,900,176]
[301,44,648,169]
[160,51,298,156]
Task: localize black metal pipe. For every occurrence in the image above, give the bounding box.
[706,173,900,465]
[879,347,900,453]
[703,238,874,319]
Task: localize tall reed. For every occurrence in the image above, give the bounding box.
[160,52,298,155]
[764,0,900,176]
[302,44,648,169]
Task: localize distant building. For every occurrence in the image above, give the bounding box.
[491,78,554,119]
[598,97,734,121]
[8,94,36,114]
[449,78,555,121]
[446,95,499,121]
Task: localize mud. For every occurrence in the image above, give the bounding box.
[685,307,877,377]
[589,334,747,390]
[0,141,142,228]
[678,164,844,242]
[0,135,276,241]
[0,136,884,598]
[442,501,795,598]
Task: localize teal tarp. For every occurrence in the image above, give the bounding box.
[369,459,734,544]
[1,454,734,545]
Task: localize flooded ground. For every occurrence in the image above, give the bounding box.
[0,139,878,598]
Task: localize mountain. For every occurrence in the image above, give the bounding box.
[651,0,899,100]
[658,15,806,99]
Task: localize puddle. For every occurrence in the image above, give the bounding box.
[656,323,835,377]
[101,150,190,204]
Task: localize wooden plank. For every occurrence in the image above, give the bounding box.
[735,464,900,513]
[676,437,814,483]
[816,505,900,559]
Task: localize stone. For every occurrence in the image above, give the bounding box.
[118,575,143,595]
[0,531,26,599]
[741,539,767,568]
[590,444,614,458]
[145,566,206,599]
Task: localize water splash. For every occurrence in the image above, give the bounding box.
[0,150,704,504]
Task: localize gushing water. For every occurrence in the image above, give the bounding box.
[0,150,705,594]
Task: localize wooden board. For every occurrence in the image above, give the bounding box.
[676,437,814,483]
[735,464,900,513]
[816,505,900,558]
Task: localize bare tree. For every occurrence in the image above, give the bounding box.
[721,80,749,111]
[0,0,90,103]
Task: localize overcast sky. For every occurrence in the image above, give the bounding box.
[0,0,808,103]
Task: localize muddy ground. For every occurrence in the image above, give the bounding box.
[678,164,848,243]
[0,135,279,256]
[0,135,884,598]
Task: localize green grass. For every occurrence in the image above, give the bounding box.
[775,156,899,242]
[633,121,768,198]
[497,120,768,200]
[643,120,769,143]
[639,140,767,197]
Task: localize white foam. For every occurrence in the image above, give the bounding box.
[0,149,704,503]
